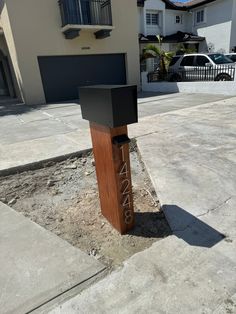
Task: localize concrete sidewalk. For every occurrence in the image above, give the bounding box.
[46,98,236,314]
[0,202,105,314]
[0,93,230,173]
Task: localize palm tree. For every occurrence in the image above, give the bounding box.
[141,35,174,79]
[175,43,197,55]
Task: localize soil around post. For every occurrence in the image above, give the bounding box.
[0,142,171,269]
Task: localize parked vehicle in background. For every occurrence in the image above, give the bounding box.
[168,53,235,82]
[225,53,236,63]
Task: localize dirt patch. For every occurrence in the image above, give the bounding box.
[0,144,171,269]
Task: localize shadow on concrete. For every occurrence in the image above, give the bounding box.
[128,211,172,239]
[163,204,225,248]
[0,98,31,117]
[0,98,81,117]
[130,205,224,248]
[46,98,80,105]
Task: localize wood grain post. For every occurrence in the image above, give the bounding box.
[90,122,134,234]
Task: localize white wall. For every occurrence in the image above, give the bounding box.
[165,10,188,35]
[144,0,165,12]
[141,72,236,96]
[185,11,193,31]
[146,13,163,36]
[139,0,189,37]
[230,0,236,51]
[140,0,165,36]
[138,7,145,34]
[138,0,235,54]
[192,0,233,53]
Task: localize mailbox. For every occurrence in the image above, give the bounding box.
[79,85,138,234]
[79,85,137,128]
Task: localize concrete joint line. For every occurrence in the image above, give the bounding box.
[42,111,54,118]
[25,268,107,314]
[196,196,233,218]
[42,110,74,130]
[168,196,232,234]
[155,97,236,118]
[134,130,160,140]
[16,116,26,124]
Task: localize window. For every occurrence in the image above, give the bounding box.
[208,54,234,64]
[195,9,205,24]
[146,12,159,25]
[195,56,209,66]
[169,56,181,66]
[226,54,236,62]
[175,15,182,24]
[180,56,195,66]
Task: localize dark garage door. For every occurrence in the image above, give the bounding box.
[38,54,126,103]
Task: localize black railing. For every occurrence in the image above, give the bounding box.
[137,0,145,7]
[147,65,236,83]
[59,0,112,27]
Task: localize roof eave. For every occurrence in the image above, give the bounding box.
[176,0,218,10]
[137,0,188,10]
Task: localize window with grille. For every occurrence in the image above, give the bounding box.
[175,15,182,24]
[146,12,159,25]
[195,9,205,24]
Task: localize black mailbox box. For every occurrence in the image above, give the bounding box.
[79,85,138,128]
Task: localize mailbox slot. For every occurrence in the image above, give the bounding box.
[112,134,131,146]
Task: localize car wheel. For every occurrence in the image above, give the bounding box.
[215,73,232,81]
[170,73,182,82]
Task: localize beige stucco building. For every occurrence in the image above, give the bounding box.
[0,0,140,105]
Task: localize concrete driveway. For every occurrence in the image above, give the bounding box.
[0,92,231,172]
[0,93,235,313]
[47,95,236,314]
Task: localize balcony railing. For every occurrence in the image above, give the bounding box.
[137,0,145,7]
[59,0,112,27]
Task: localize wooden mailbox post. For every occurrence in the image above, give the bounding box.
[79,85,138,234]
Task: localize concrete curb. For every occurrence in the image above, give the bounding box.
[0,148,92,177]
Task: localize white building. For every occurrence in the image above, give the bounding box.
[138,0,236,54]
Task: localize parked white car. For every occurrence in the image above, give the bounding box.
[225,53,236,63]
[168,53,235,82]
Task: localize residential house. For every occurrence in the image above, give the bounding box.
[186,0,236,54]
[138,0,236,69]
[0,0,140,105]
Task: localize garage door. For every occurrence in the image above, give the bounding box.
[38,54,126,103]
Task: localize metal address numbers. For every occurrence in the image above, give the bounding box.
[119,144,134,225]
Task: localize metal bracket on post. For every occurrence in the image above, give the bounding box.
[79,85,138,234]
